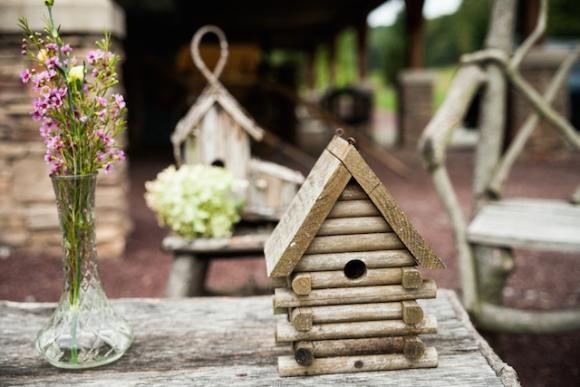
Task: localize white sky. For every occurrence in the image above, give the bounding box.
[367,0,463,27]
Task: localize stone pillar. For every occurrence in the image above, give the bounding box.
[509,48,571,159]
[397,70,435,148]
[0,0,131,259]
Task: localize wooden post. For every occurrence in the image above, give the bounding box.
[356,17,368,82]
[404,0,425,69]
[164,254,208,297]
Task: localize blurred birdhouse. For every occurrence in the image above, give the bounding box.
[171,25,304,221]
[264,134,445,376]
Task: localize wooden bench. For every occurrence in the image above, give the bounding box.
[162,225,272,297]
[0,290,520,386]
[468,199,580,253]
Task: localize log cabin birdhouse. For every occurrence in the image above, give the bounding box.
[264,134,446,377]
[171,25,304,220]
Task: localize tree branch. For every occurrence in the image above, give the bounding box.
[511,0,548,69]
[487,45,580,197]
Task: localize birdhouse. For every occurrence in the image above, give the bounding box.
[264,135,446,377]
[171,25,304,221]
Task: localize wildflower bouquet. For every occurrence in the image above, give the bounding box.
[145,164,246,239]
[19,0,133,369]
[19,0,126,176]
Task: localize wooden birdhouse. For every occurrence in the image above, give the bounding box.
[171,25,304,221]
[264,134,446,377]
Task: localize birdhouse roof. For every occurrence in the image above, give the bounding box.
[264,135,446,277]
[171,82,265,149]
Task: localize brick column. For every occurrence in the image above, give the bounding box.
[509,48,571,159]
[0,0,131,259]
[397,70,435,149]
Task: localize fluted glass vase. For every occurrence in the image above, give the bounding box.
[35,173,133,369]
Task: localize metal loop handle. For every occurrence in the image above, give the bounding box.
[191,25,229,84]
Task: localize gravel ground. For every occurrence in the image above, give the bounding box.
[1,144,579,387]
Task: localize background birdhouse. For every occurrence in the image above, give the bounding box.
[171,25,304,221]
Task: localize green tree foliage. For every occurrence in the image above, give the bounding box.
[547,0,580,38]
[424,0,491,67]
[369,12,406,85]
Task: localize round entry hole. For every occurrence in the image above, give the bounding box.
[344,259,366,279]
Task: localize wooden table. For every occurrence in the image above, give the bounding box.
[0,290,519,386]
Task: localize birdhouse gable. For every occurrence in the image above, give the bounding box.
[264,136,445,278]
[171,84,264,152]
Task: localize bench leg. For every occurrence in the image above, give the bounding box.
[164,253,209,297]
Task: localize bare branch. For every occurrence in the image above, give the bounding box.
[461,49,509,65]
[418,64,487,168]
[506,64,580,150]
[488,46,580,197]
[511,0,548,69]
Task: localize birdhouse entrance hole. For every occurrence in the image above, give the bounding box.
[344,259,366,279]
[211,159,225,168]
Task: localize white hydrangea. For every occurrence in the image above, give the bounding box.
[144,164,246,239]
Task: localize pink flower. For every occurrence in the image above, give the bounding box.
[45,56,61,69]
[46,43,57,51]
[20,69,31,84]
[112,94,126,109]
[112,149,125,162]
[86,49,104,65]
[104,162,113,174]
[96,97,107,107]
[61,44,72,55]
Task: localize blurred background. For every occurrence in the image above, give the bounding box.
[1,0,580,386]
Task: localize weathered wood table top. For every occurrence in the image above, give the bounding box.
[0,289,519,386]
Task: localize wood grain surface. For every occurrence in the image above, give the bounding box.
[0,290,517,386]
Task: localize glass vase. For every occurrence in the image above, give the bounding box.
[35,173,133,369]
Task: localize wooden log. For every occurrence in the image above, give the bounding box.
[293,341,314,366]
[274,280,437,308]
[304,233,404,255]
[303,267,420,290]
[316,216,392,236]
[292,303,407,329]
[338,183,368,201]
[273,297,289,316]
[402,300,424,324]
[270,276,288,288]
[290,307,313,331]
[291,273,312,295]
[401,267,423,289]
[403,336,426,360]
[293,336,426,360]
[278,347,438,376]
[326,200,381,218]
[276,315,438,342]
[294,250,417,272]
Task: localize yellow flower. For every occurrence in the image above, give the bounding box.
[37,49,48,63]
[69,66,85,82]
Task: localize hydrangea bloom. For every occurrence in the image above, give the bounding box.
[144,165,247,239]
